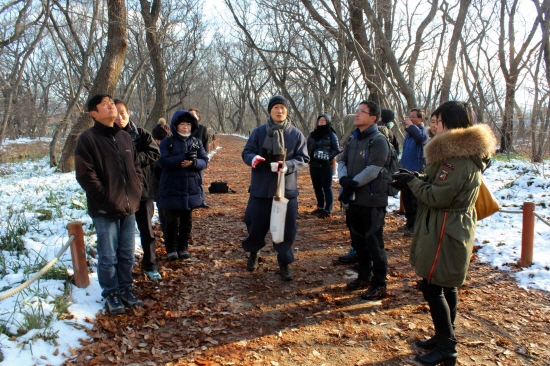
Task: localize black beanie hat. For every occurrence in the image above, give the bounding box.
[268,95,289,113]
[381,108,395,124]
[318,113,332,126]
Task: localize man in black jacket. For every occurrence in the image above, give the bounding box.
[190,108,209,208]
[114,99,161,282]
[75,94,144,315]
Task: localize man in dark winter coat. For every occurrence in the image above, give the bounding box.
[114,99,161,281]
[75,94,144,315]
[338,100,391,300]
[190,108,210,208]
[241,95,309,281]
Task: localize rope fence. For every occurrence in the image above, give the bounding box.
[0,234,74,302]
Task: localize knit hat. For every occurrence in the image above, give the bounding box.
[152,123,171,140]
[317,113,332,126]
[380,108,395,124]
[268,95,289,113]
[170,110,198,133]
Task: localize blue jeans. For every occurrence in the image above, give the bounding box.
[92,214,136,298]
[309,166,334,213]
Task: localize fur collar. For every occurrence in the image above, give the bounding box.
[424,124,497,164]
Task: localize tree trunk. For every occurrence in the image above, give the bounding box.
[58,0,128,172]
[140,0,167,131]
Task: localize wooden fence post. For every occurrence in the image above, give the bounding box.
[67,221,90,288]
[520,202,536,268]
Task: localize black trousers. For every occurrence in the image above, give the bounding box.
[422,280,458,340]
[402,186,418,229]
[348,205,387,287]
[242,196,297,265]
[164,209,192,253]
[135,199,158,271]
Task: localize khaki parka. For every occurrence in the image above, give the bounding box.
[407,124,497,288]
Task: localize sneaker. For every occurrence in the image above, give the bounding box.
[346,278,371,290]
[167,252,179,261]
[145,270,162,281]
[178,250,191,259]
[338,251,358,264]
[120,288,144,307]
[279,263,293,281]
[105,292,126,315]
[360,286,388,300]
[247,252,259,271]
[310,208,324,216]
[317,210,332,219]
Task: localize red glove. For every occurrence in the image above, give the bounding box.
[251,155,266,168]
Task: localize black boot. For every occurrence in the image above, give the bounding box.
[416,335,457,366]
[415,336,436,349]
[279,263,293,281]
[346,268,371,290]
[247,252,259,271]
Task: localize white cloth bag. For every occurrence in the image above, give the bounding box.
[270,171,288,244]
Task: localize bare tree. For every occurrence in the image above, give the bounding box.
[58,0,128,172]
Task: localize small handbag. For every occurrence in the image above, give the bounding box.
[475,175,499,220]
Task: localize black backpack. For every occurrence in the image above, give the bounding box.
[370,128,401,196]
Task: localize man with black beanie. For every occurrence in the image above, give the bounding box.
[241,95,309,281]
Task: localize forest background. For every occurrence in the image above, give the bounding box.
[0,0,550,168]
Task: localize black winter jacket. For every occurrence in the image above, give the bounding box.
[75,121,143,217]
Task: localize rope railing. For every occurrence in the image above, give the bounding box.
[0,234,75,302]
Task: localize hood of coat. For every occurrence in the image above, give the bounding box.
[425,124,497,169]
[170,110,198,136]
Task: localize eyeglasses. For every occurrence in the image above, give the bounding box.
[355,110,372,115]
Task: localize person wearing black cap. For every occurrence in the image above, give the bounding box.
[307,114,341,218]
[75,94,144,315]
[378,108,400,155]
[242,95,309,281]
[157,110,209,261]
[151,118,172,241]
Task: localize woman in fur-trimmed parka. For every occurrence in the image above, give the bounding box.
[390,101,497,366]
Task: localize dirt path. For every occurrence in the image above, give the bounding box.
[66,135,550,366]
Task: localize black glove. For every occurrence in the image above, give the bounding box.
[339,177,358,191]
[397,168,419,177]
[389,173,415,190]
[186,150,197,161]
[338,187,355,204]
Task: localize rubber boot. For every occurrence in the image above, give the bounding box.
[416,335,457,366]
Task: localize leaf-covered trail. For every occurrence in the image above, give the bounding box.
[66,135,550,366]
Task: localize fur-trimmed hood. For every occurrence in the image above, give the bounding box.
[425,124,497,169]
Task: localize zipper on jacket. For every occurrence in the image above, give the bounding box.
[427,211,449,281]
[113,135,131,214]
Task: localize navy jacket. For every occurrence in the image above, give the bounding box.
[157,117,208,211]
[400,123,428,172]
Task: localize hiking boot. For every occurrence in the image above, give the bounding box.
[415,336,458,366]
[120,288,144,308]
[416,336,436,349]
[360,285,388,300]
[338,251,358,264]
[346,278,371,290]
[317,210,332,219]
[167,252,179,261]
[178,250,191,259]
[311,208,324,216]
[145,270,162,281]
[279,263,293,281]
[105,292,126,315]
[247,252,259,271]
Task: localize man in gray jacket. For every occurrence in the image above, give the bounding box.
[241,95,309,281]
[338,100,391,300]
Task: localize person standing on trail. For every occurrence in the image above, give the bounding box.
[307,113,341,219]
[338,100,391,300]
[390,101,496,365]
[114,99,162,282]
[241,95,309,281]
[75,94,144,315]
[157,111,208,261]
[190,108,210,209]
